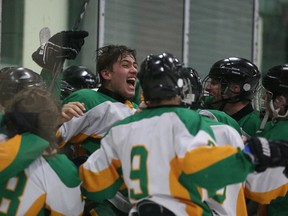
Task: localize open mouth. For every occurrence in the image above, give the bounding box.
[127,77,136,87]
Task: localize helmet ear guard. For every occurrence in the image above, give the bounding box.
[178,67,203,109]
[242,83,251,92]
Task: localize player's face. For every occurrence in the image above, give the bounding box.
[203,78,222,108]
[109,54,138,99]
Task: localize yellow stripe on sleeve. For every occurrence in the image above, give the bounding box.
[80,159,121,192]
[244,183,288,204]
[70,133,89,144]
[0,135,21,171]
[182,146,238,174]
[25,193,46,216]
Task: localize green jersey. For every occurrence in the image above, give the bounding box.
[198,109,243,135]
[230,103,261,137]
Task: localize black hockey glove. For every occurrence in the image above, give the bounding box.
[32,30,89,71]
[244,137,288,177]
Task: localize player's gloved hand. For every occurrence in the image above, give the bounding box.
[32,30,89,71]
[244,137,288,176]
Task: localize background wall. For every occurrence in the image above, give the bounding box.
[1,0,287,80]
[22,0,69,73]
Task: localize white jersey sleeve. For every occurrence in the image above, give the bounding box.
[244,167,288,204]
[58,101,136,147]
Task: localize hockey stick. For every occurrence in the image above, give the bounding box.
[48,0,91,92]
[72,0,91,31]
[38,27,63,92]
[38,27,60,91]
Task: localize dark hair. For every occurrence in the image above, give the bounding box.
[4,87,61,154]
[96,45,136,83]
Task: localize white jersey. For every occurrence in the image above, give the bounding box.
[203,124,246,216]
[199,110,246,216]
[80,107,253,216]
[0,156,84,215]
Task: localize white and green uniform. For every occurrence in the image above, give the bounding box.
[59,88,137,155]
[245,120,288,216]
[0,134,84,215]
[198,109,247,216]
[60,87,138,216]
[80,106,254,216]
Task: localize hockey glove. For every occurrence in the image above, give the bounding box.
[32,30,89,71]
[244,137,288,176]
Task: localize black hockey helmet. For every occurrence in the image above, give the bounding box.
[62,65,99,89]
[262,64,288,99]
[60,80,76,100]
[0,67,44,105]
[203,57,260,101]
[137,52,183,101]
[258,64,288,128]
[179,67,203,109]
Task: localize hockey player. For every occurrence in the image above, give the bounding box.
[79,53,288,216]
[180,66,243,135]
[179,66,248,215]
[244,64,288,216]
[202,57,261,137]
[0,87,84,215]
[58,44,139,157]
[58,44,139,215]
[32,32,137,216]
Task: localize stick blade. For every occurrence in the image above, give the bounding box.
[39,27,51,45]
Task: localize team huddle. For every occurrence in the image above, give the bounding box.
[0,30,288,216]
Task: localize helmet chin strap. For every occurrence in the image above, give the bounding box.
[204,95,241,111]
[204,86,243,111]
[258,99,288,132]
[270,100,288,119]
[258,109,269,131]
